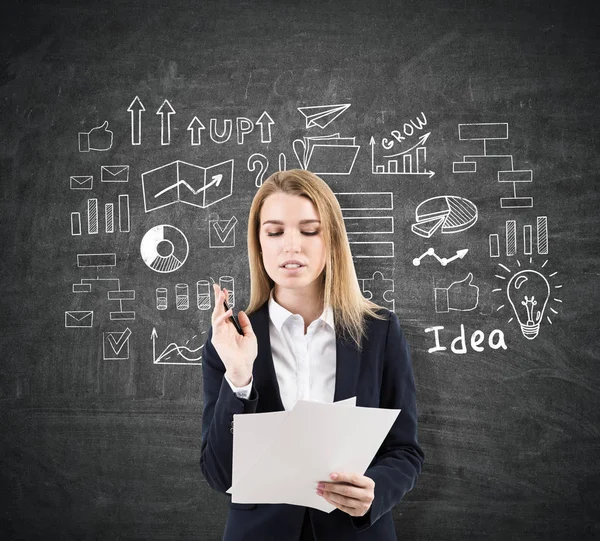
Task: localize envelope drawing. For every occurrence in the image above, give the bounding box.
[103,327,132,360]
[65,310,94,328]
[70,176,93,190]
[101,165,129,183]
[209,216,238,248]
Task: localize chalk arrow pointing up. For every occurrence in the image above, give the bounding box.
[187,116,206,146]
[383,132,431,158]
[127,96,145,145]
[256,111,274,143]
[156,99,176,146]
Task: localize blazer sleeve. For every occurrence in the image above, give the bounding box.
[200,326,259,494]
[351,310,424,531]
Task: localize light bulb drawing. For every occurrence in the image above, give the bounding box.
[493,258,562,340]
[506,270,549,339]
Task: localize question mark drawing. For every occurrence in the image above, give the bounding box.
[247,153,269,187]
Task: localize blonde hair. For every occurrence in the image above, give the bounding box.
[245,169,387,350]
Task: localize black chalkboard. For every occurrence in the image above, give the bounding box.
[1,0,599,539]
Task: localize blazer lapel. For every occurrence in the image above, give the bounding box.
[249,302,362,410]
[250,302,285,412]
[333,332,361,403]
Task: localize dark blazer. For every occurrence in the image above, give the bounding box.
[200,302,424,541]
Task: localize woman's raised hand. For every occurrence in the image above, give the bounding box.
[210,282,257,386]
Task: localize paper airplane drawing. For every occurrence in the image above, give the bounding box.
[297,104,351,129]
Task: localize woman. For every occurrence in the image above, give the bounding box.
[200,169,424,541]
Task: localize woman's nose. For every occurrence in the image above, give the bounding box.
[283,230,301,252]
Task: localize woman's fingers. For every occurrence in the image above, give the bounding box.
[211,284,224,325]
[237,310,255,337]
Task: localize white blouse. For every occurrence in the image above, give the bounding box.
[224,289,336,410]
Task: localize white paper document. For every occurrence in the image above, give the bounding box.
[226,397,400,512]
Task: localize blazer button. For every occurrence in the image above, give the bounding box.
[230,420,234,434]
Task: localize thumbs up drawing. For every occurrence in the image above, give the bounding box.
[79,120,113,152]
[435,273,479,313]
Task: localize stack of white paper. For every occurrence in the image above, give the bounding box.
[226,398,400,512]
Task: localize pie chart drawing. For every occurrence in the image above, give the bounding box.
[140,224,189,273]
[411,196,478,238]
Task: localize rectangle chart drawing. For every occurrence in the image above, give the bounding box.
[458,123,508,140]
[77,253,117,267]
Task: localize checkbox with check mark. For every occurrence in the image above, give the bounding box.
[209,216,238,248]
[103,328,132,360]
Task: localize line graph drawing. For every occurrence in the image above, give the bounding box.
[413,248,468,267]
[142,159,234,211]
[152,327,204,365]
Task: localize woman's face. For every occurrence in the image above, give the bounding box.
[258,192,327,293]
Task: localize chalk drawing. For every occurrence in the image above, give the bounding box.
[411,196,478,238]
[494,258,562,340]
[103,328,132,360]
[434,273,479,313]
[413,248,469,267]
[152,327,203,365]
[297,103,350,129]
[142,159,234,212]
[127,96,145,145]
[156,99,176,145]
[78,121,113,152]
[247,154,269,187]
[140,224,189,273]
[293,134,360,175]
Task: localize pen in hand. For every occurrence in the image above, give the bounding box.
[210,277,244,335]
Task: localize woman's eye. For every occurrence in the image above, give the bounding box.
[265,230,319,237]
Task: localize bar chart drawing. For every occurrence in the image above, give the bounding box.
[369,134,435,177]
[453,123,533,208]
[72,196,131,235]
[489,216,549,258]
